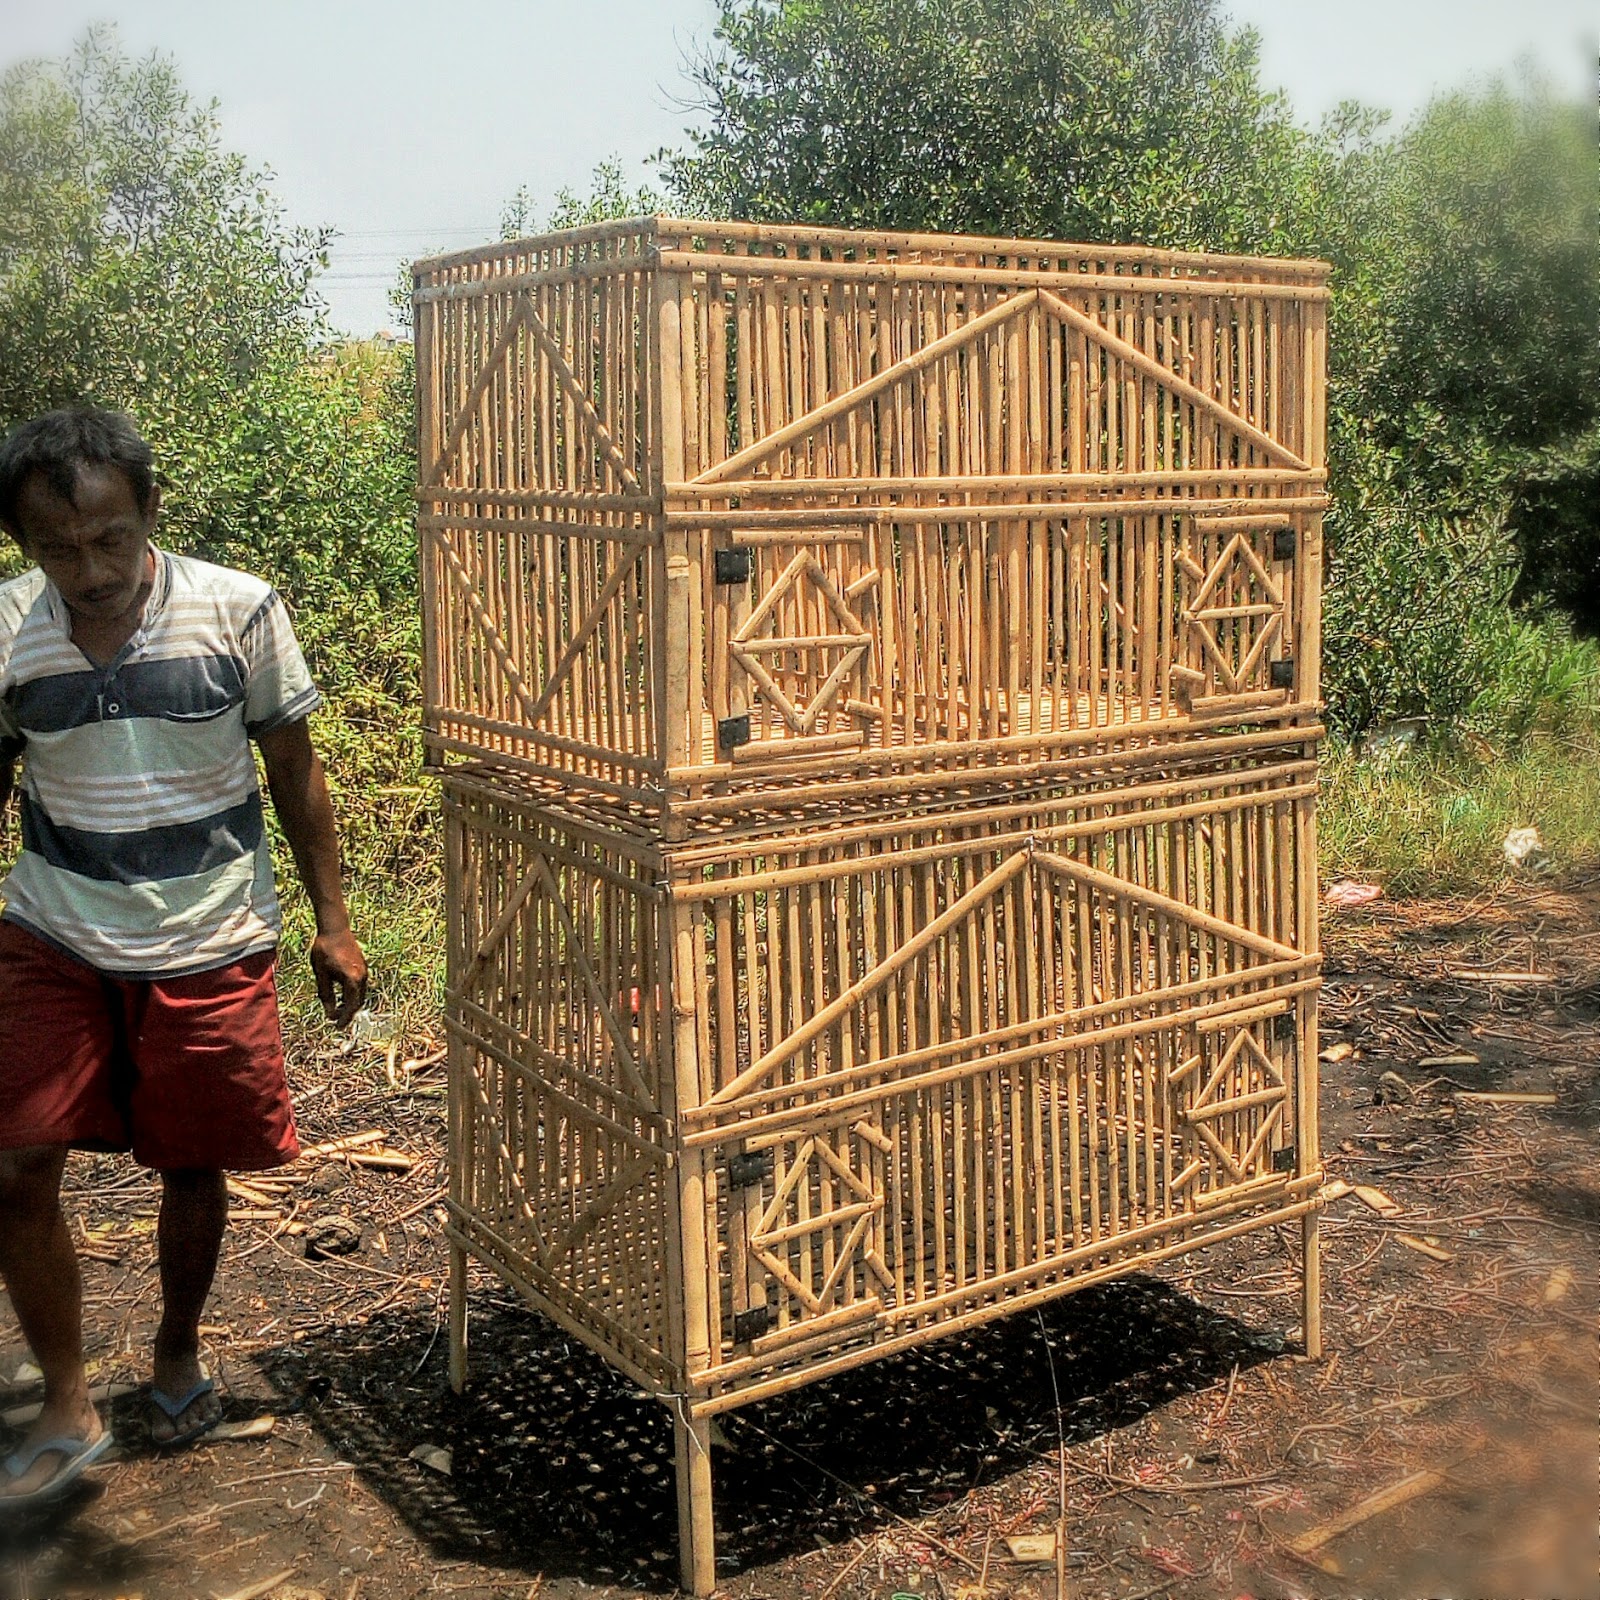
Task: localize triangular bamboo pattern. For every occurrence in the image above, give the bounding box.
[705,845,1298,1109]
[692,289,1040,485]
[427,291,641,494]
[1037,290,1308,472]
[689,282,1306,486]
[1172,1024,1288,1185]
[746,1130,890,1315]
[428,520,650,738]
[1179,531,1291,693]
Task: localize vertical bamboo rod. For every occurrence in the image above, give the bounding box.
[654,265,719,1588]
[443,790,470,1393]
[1300,475,1325,1356]
[675,1407,716,1596]
[669,875,717,1585]
[1299,780,1323,1360]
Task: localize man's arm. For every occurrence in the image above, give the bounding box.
[256,719,368,1027]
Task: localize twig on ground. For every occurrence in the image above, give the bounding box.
[1099,1471,1284,1496]
[122,1498,274,1549]
[212,1462,356,1491]
[818,1537,875,1600]
[212,1568,298,1600]
[295,1131,387,1161]
[1286,1467,1444,1555]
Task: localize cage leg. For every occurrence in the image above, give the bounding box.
[448,1239,469,1393]
[674,1404,716,1596]
[1301,1208,1322,1359]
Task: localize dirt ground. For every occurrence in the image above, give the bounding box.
[2,874,1596,1600]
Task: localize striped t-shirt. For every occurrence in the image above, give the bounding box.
[0,548,321,977]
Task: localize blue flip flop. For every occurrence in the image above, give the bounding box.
[149,1377,219,1449]
[0,1429,114,1511]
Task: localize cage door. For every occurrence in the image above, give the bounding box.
[1168,1006,1299,1209]
[1171,511,1303,713]
[719,1115,894,1354]
[707,524,885,761]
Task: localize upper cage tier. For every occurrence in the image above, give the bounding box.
[415,217,1327,816]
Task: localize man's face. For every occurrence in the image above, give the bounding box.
[9,465,159,623]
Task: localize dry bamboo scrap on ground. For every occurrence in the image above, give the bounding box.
[1286,1456,1470,1559]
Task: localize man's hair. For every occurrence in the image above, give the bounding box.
[0,407,157,536]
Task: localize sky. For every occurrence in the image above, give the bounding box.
[1,0,1593,336]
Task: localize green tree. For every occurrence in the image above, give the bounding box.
[663,0,1318,253]
[1327,81,1598,511]
[1317,79,1600,730]
[0,30,328,489]
[0,29,426,887]
[1512,423,1600,631]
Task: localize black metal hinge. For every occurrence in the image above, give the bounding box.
[1271,525,1297,564]
[727,1149,773,1190]
[1270,658,1296,691]
[714,546,754,585]
[717,713,752,750]
[1273,1145,1298,1174]
[732,1305,771,1344]
[1273,1011,1298,1045]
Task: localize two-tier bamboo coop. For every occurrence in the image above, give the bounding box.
[414,217,1328,1595]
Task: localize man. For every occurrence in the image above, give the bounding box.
[0,407,367,1506]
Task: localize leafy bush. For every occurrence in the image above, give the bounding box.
[1510,421,1600,634]
[1320,499,1517,737]
[1468,616,1600,746]
[1326,82,1597,503]
[1319,79,1598,733]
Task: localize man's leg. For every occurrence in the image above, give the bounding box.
[0,1144,102,1493]
[149,1167,226,1442]
[131,952,294,1441]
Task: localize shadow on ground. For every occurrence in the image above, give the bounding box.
[0,1479,151,1598]
[1519,1172,1600,1230]
[261,1274,1282,1590]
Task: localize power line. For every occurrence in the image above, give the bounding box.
[323,254,478,264]
[327,225,497,238]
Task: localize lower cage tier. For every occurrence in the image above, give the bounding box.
[442,755,1321,1408]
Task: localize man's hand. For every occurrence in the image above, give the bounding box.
[311,927,368,1027]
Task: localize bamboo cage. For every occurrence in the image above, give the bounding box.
[415,216,1327,810]
[416,218,1327,1596]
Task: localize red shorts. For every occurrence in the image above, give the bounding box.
[0,920,299,1172]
